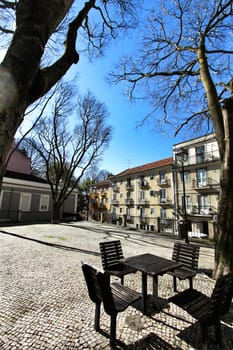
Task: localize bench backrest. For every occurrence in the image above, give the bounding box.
[81,263,102,305]
[172,242,200,270]
[208,272,233,322]
[97,270,116,316]
[99,240,124,269]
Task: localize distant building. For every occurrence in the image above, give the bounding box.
[89,133,221,240]
[0,145,78,223]
[89,179,110,222]
[89,158,175,233]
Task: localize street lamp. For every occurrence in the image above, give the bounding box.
[176,149,189,244]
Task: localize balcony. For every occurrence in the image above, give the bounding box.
[112,199,119,206]
[125,198,134,205]
[91,192,99,198]
[112,185,119,192]
[125,183,134,191]
[175,151,220,167]
[189,205,218,216]
[99,203,108,210]
[138,198,149,206]
[101,191,108,197]
[159,198,172,206]
[139,180,149,188]
[192,178,219,192]
[157,178,170,186]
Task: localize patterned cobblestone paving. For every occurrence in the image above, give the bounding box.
[0,221,232,349]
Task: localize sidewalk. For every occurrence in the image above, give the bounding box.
[0,221,232,349]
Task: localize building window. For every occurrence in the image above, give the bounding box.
[19,193,31,212]
[182,195,192,211]
[150,173,154,179]
[160,208,167,219]
[140,207,146,218]
[197,168,207,187]
[39,194,49,211]
[198,195,209,214]
[120,208,123,213]
[159,171,166,184]
[126,207,130,218]
[150,208,155,215]
[140,191,145,200]
[160,189,166,202]
[196,145,205,163]
[120,192,123,198]
[180,170,189,183]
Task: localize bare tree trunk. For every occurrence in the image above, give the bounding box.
[0,0,93,190]
[213,98,233,278]
[51,201,62,224]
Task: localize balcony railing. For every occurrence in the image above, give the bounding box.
[125,184,134,191]
[138,198,149,205]
[139,180,148,188]
[181,205,218,215]
[175,151,220,167]
[157,178,170,186]
[101,191,108,197]
[125,198,134,205]
[112,199,119,205]
[192,178,220,191]
[159,198,172,205]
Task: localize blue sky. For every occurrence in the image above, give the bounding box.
[0,8,191,177]
[71,40,186,175]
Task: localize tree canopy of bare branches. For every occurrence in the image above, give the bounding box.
[110,0,233,136]
[20,83,112,223]
[110,0,233,277]
[0,0,136,188]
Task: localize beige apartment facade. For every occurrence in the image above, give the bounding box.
[173,133,220,240]
[108,157,174,232]
[88,133,220,240]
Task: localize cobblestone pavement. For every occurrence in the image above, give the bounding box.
[0,221,233,349]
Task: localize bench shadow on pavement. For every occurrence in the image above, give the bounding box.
[121,332,181,349]
[0,230,100,256]
[162,304,233,350]
[97,330,181,350]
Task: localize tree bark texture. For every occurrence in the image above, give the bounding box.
[198,35,233,276]
[214,99,233,277]
[0,0,93,181]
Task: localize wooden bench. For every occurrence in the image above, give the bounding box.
[99,240,137,284]
[81,262,141,349]
[167,242,200,291]
[169,272,233,350]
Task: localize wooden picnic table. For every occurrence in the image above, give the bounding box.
[122,253,182,314]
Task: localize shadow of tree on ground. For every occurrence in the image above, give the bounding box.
[0,230,100,256]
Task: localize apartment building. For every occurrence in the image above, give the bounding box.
[88,133,220,239]
[173,133,220,240]
[108,157,174,232]
[89,179,110,222]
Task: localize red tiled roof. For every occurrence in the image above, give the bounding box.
[113,157,173,178]
[91,179,111,188]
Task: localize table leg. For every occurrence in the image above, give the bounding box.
[152,275,158,298]
[142,272,147,314]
